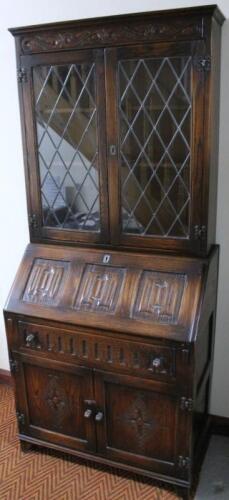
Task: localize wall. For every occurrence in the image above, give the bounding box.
[0,0,229,417]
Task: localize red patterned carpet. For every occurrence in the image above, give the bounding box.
[0,383,181,499]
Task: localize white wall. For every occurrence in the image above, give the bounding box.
[0,0,229,417]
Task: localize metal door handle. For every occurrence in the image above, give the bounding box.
[95,411,104,422]
[25,332,41,349]
[84,409,93,419]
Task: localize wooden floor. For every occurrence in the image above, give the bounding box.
[0,383,181,499]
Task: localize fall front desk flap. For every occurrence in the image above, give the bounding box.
[5,244,205,342]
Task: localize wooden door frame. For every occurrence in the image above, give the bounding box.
[105,40,206,254]
[94,369,192,479]
[11,352,97,452]
[20,48,109,245]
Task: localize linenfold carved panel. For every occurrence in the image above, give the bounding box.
[74,264,125,313]
[133,271,186,324]
[23,259,69,306]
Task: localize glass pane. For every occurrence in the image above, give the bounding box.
[33,62,100,232]
[118,56,192,238]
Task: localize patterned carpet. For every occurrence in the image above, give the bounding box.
[0,383,181,499]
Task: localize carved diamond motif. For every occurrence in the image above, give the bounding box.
[44,374,69,430]
[116,394,156,451]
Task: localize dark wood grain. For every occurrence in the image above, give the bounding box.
[5,6,224,499]
[11,7,223,256]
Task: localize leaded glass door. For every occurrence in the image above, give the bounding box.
[21,49,109,244]
[105,42,205,253]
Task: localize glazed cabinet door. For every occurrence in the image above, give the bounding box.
[94,370,191,479]
[105,41,206,254]
[12,352,96,452]
[20,49,109,245]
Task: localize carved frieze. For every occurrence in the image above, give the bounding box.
[133,271,186,324]
[20,18,203,54]
[74,264,125,314]
[23,258,69,306]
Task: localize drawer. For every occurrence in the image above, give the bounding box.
[17,320,176,381]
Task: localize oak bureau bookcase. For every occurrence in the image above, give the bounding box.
[4,5,224,498]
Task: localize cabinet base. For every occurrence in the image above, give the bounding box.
[19,434,191,497]
[20,439,33,452]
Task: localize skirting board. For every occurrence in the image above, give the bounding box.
[210,415,229,436]
[0,369,13,386]
[0,370,229,436]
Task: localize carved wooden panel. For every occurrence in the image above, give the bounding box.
[24,364,87,437]
[105,383,177,461]
[18,321,176,380]
[20,17,203,54]
[133,271,186,324]
[74,265,125,313]
[23,259,69,306]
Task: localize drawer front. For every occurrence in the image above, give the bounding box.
[18,321,176,382]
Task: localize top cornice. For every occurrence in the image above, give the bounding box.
[9,5,225,37]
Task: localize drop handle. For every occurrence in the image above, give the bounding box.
[84,409,93,419]
[95,411,104,422]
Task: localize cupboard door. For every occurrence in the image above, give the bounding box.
[12,353,96,451]
[105,41,205,254]
[20,49,109,244]
[94,371,191,478]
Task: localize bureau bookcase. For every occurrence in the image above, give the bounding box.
[4,5,224,498]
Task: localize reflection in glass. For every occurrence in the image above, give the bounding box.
[119,56,192,238]
[33,63,100,231]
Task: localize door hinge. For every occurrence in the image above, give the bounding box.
[9,358,18,373]
[194,55,211,72]
[181,348,190,364]
[18,67,27,83]
[29,214,39,229]
[180,397,193,412]
[16,411,25,427]
[194,225,206,241]
[178,456,190,469]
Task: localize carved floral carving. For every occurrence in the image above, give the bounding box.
[116,394,155,450]
[21,19,203,54]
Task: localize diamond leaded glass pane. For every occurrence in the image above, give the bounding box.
[33,62,100,232]
[118,56,192,238]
